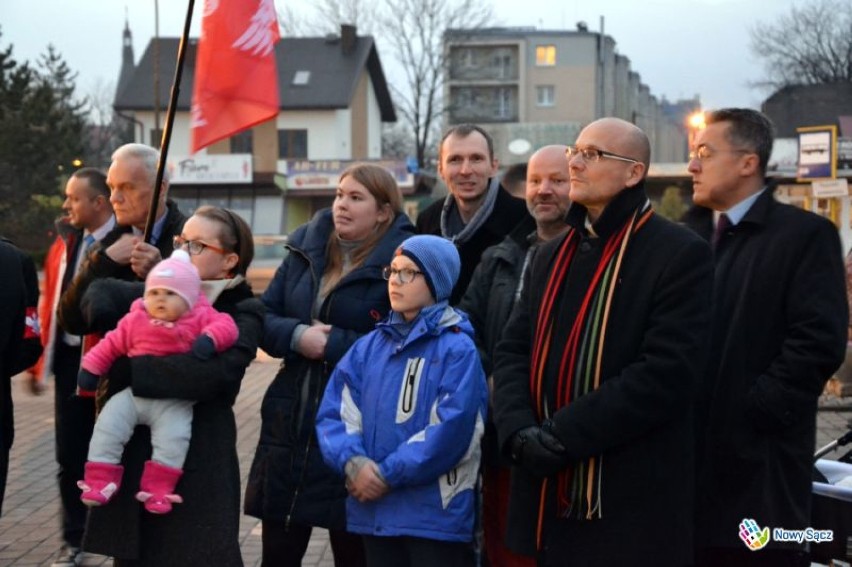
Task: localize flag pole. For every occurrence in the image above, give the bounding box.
[144,0,196,243]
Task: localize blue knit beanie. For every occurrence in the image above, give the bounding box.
[396,235,460,302]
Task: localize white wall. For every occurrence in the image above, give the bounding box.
[367,79,382,158]
[135,111,194,154]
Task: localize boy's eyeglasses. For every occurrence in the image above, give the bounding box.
[173,236,227,256]
[566,145,640,165]
[382,266,424,284]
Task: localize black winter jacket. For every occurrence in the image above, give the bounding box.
[244,209,415,529]
[416,185,530,305]
[58,200,186,336]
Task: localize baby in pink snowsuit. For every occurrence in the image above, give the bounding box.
[76,249,238,514]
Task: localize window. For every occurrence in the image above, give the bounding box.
[230,130,253,154]
[459,48,475,68]
[278,129,308,159]
[536,85,555,107]
[496,88,512,119]
[149,128,163,148]
[535,45,556,66]
[292,70,311,86]
[493,51,512,79]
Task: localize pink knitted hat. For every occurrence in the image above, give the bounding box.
[145,249,201,308]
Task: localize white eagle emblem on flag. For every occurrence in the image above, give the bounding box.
[232,0,278,57]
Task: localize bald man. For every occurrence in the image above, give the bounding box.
[461,145,571,567]
[493,119,713,566]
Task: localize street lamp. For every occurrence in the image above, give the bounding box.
[686,110,705,157]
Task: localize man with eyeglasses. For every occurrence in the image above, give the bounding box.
[416,123,531,305]
[492,118,712,566]
[690,108,847,567]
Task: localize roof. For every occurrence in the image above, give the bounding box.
[114,34,396,121]
[762,82,852,138]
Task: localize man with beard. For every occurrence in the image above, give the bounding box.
[460,145,571,567]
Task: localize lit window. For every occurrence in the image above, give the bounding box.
[536,85,555,107]
[535,45,556,66]
[292,70,311,86]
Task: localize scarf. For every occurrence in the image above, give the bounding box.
[439,177,501,245]
[529,200,653,542]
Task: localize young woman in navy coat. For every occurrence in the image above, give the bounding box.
[244,164,415,566]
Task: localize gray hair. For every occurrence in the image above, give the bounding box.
[111,143,170,188]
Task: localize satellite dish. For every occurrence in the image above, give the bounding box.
[508,138,532,155]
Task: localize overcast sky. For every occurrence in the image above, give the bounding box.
[2,0,803,113]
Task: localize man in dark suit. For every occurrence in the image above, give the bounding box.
[691,108,847,567]
[416,124,531,304]
[40,168,115,567]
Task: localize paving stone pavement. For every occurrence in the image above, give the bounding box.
[0,357,336,567]
[0,358,850,566]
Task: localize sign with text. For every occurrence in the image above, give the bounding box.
[797,125,836,181]
[812,178,849,198]
[167,154,253,185]
[283,159,414,190]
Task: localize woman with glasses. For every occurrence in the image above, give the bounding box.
[79,205,263,566]
[245,163,415,567]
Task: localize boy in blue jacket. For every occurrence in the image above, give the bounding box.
[316,234,488,567]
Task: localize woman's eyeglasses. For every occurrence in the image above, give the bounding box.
[173,236,227,256]
[382,266,423,284]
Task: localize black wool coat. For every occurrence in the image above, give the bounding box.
[416,184,532,305]
[0,240,41,516]
[695,188,847,552]
[493,185,713,566]
[80,280,264,566]
[244,209,414,529]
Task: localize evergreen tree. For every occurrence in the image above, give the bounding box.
[0,32,86,253]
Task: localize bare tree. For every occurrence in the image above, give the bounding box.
[277,3,311,37]
[750,0,852,90]
[278,0,494,168]
[377,0,494,168]
[82,78,130,168]
[308,0,376,35]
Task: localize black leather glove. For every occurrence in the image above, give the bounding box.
[77,369,100,391]
[191,335,216,360]
[509,421,569,478]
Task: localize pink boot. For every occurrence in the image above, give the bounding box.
[77,461,124,506]
[135,460,184,514]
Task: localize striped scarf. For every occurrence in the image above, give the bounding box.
[529,201,653,540]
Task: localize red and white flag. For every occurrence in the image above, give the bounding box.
[190,0,280,153]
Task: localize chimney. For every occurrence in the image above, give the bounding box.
[341,24,357,55]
